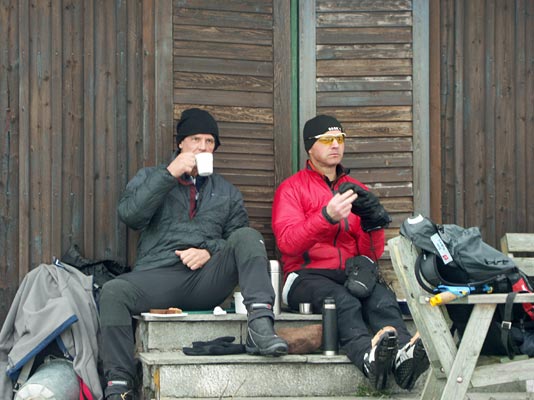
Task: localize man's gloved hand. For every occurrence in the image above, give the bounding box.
[338,182,392,232]
[183,336,246,356]
[344,255,378,298]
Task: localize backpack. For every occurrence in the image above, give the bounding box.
[400,214,534,358]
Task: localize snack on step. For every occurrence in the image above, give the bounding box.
[149,307,183,314]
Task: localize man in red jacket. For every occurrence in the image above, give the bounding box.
[272,115,428,391]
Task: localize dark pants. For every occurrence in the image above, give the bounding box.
[287,269,411,371]
[99,227,274,385]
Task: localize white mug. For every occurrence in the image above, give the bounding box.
[195,152,213,176]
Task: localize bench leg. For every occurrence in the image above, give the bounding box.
[440,303,497,400]
[421,368,446,400]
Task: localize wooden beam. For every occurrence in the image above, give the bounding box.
[412,0,430,216]
[298,0,316,168]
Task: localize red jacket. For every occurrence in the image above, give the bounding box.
[272,162,385,280]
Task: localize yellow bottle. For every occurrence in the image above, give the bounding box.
[429,291,459,306]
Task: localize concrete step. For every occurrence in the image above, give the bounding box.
[155,397,420,400]
[134,311,421,398]
[135,311,415,352]
[139,351,418,399]
[135,312,323,352]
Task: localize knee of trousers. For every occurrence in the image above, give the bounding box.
[100,278,139,326]
[333,291,369,344]
[227,227,268,259]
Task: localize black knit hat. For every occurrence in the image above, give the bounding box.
[303,115,344,152]
[176,108,220,150]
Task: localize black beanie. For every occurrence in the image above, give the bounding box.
[176,108,220,150]
[303,115,344,152]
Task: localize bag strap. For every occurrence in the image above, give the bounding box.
[500,292,520,359]
[414,252,436,293]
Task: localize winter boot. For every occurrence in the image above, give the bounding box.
[393,332,429,390]
[105,380,135,400]
[245,303,288,356]
[362,326,398,390]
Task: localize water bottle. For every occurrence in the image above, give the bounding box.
[322,297,338,355]
[270,260,281,315]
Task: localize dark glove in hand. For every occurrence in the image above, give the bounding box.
[183,336,246,356]
[338,182,392,232]
[344,255,378,298]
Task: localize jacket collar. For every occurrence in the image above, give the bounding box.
[305,160,349,187]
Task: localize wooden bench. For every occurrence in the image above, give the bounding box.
[388,235,534,400]
[501,233,534,277]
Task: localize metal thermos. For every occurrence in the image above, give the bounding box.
[270,260,281,315]
[322,297,338,355]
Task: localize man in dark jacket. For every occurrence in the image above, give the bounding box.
[100,108,288,400]
[272,115,428,391]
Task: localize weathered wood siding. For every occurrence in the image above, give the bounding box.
[172,0,292,257]
[299,0,419,292]
[0,0,173,320]
[439,0,534,246]
[301,0,416,242]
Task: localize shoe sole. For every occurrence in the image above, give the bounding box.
[395,339,430,390]
[245,343,288,357]
[372,332,398,390]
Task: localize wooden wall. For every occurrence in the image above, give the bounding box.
[172,0,292,257]
[298,0,422,294]
[439,0,534,247]
[2,0,531,322]
[0,0,173,321]
[300,0,418,244]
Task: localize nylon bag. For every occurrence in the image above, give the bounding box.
[399,215,534,357]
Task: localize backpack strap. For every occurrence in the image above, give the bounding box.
[500,292,521,359]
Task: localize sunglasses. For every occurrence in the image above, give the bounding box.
[310,134,346,145]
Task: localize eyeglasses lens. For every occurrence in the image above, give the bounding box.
[317,135,345,145]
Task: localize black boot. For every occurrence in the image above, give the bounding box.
[245,306,288,357]
[105,380,135,400]
[246,317,288,356]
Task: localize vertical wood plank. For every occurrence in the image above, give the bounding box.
[463,0,485,229]
[18,0,30,281]
[126,0,143,267]
[441,0,455,224]
[1,0,22,321]
[429,0,441,222]
[94,0,117,259]
[116,0,128,262]
[483,2,497,246]
[50,0,63,260]
[142,0,156,167]
[494,0,515,237]
[514,0,527,231]
[526,0,534,232]
[62,0,84,251]
[155,0,173,164]
[29,0,53,267]
[273,0,293,187]
[412,0,430,216]
[83,0,95,257]
[453,0,464,224]
[298,0,316,167]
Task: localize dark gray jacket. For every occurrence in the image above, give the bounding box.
[118,164,249,271]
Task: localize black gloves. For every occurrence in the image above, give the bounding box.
[183,336,246,356]
[338,182,392,232]
[344,255,378,298]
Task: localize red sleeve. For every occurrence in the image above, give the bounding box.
[272,179,338,256]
